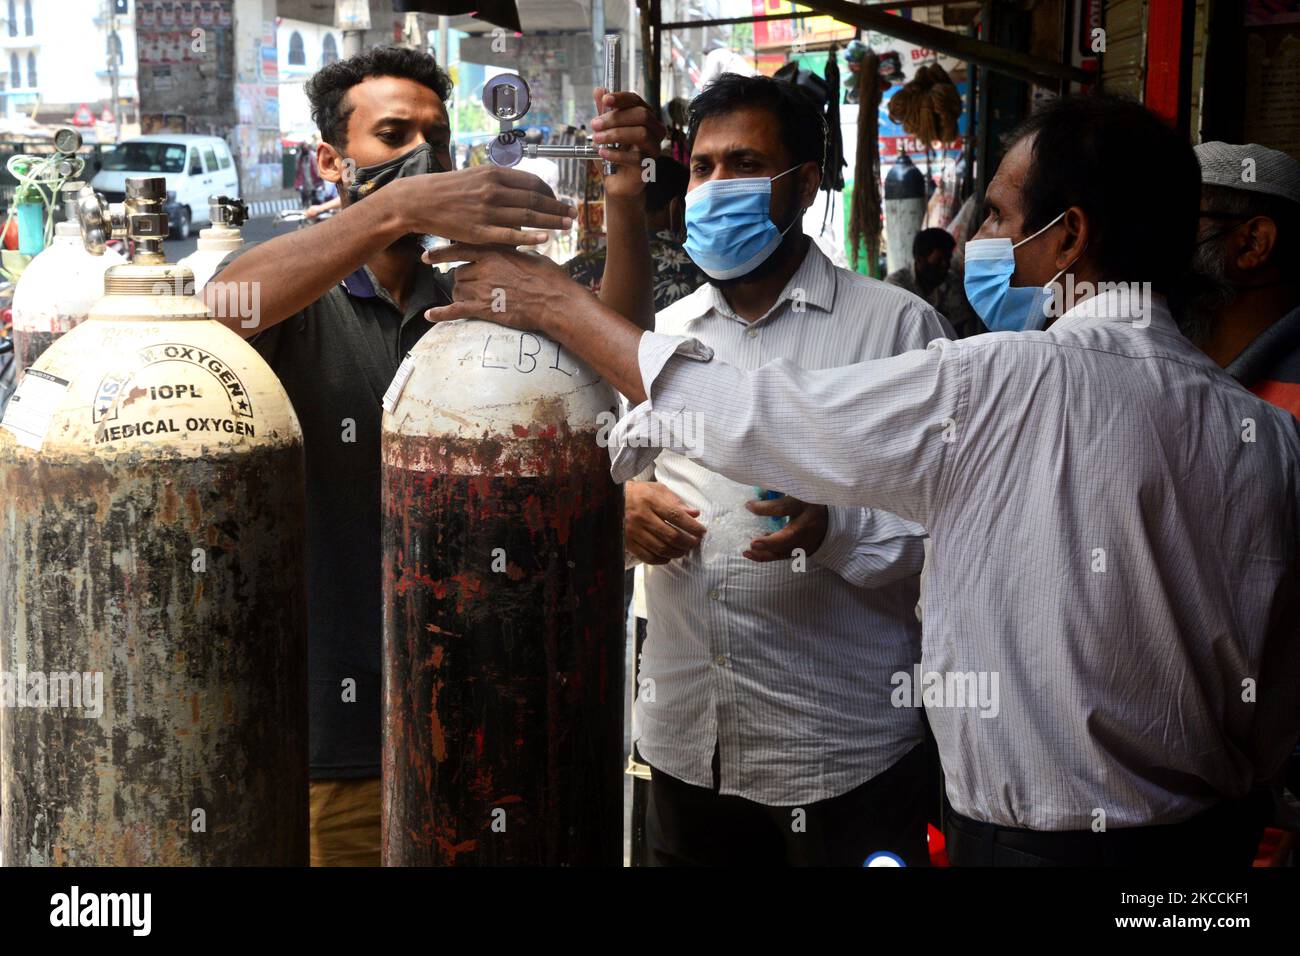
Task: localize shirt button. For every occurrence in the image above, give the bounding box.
[714,655,727,666]
[747,329,758,338]
[708,588,720,601]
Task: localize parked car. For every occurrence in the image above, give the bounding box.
[90,134,240,239]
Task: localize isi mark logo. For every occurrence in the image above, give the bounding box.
[863,851,906,867]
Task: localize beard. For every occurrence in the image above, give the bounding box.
[1178,237,1238,345]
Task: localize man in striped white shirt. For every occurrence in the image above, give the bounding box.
[427,95,1300,867]
[623,75,951,866]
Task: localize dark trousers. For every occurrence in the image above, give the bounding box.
[943,790,1271,867]
[646,743,931,866]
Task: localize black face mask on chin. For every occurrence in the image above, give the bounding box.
[344,142,446,203]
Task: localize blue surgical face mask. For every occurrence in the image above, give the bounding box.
[684,166,802,280]
[963,210,1074,332]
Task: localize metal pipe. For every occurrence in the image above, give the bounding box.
[1059,0,1074,97]
[627,0,637,96]
[733,0,1091,89]
[592,0,606,91]
[105,0,120,141]
[651,0,1085,88]
[975,0,992,201]
[649,0,661,113]
[658,0,939,31]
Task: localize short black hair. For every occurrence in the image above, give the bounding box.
[1004,94,1200,295]
[686,73,826,180]
[1201,182,1299,268]
[306,45,452,148]
[913,227,956,261]
[644,156,689,213]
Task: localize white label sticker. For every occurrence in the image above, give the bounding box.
[2,369,71,449]
[381,354,417,414]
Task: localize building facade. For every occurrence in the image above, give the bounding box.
[276,16,339,139]
[0,0,139,134]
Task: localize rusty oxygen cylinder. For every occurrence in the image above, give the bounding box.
[0,177,308,865]
[381,318,624,865]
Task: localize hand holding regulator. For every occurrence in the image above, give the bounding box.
[483,34,622,173]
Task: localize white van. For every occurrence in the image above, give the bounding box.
[91,134,240,239]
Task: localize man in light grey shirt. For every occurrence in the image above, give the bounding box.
[426,94,1300,867]
[622,74,948,866]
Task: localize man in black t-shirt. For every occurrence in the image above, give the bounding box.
[207,45,664,864]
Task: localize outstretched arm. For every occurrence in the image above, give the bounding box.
[209,166,575,338]
[421,245,968,526]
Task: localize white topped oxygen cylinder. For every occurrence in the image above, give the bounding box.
[177,196,247,293]
[10,180,124,373]
[380,318,625,865]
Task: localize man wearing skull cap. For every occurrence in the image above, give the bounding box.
[1186,141,1300,419]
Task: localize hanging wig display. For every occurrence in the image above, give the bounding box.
[887,62,962,145]
[822,46,846,193]
[848,51,884,273]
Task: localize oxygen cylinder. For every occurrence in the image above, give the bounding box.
[0,177,308,865]
[177,196,248,293]
[10,181,125,373]
[381,319,624,866]
[884,153,927,276]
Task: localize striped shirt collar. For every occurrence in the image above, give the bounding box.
[682,239,838,327]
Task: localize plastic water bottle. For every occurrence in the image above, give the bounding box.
[753,488,790,532]
[15,185,45,256]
